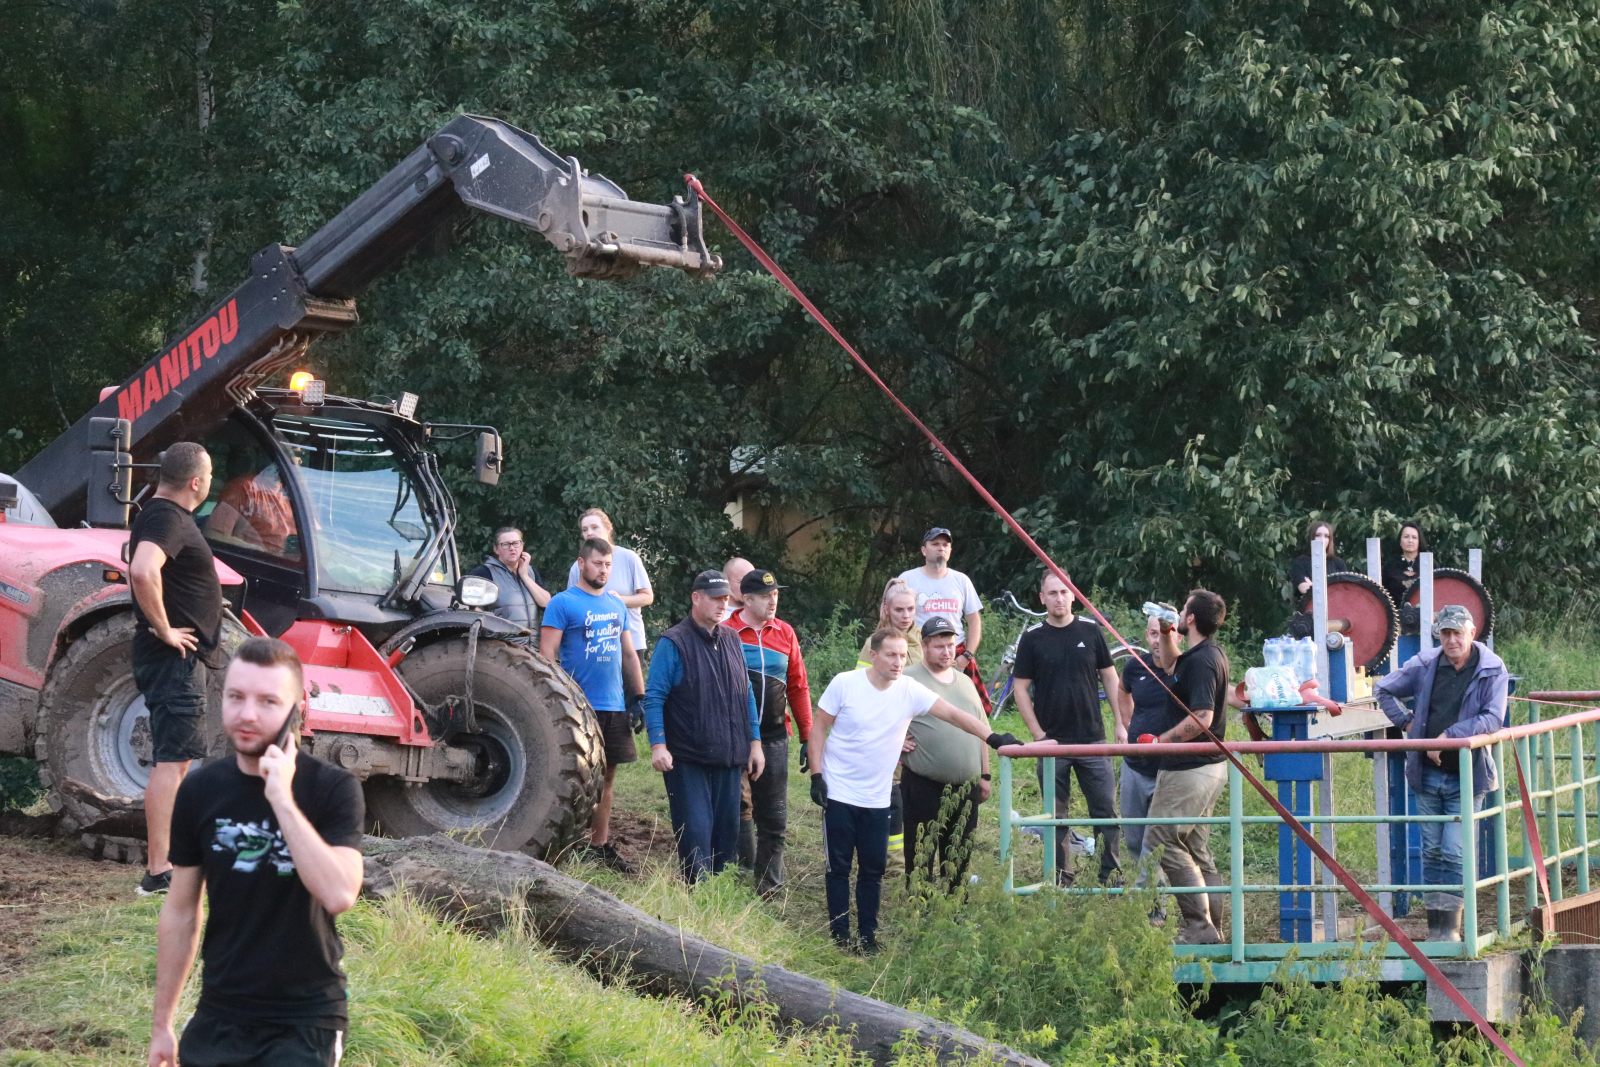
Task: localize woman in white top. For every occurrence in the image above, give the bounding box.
[566,507,655,653]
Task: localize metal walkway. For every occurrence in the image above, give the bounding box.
[995,703,1600,984]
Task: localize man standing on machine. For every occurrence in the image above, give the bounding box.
[129,442,224,897]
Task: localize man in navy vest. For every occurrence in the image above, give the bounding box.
[644,570,766,882]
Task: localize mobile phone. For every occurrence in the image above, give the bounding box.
[273,704,302,752]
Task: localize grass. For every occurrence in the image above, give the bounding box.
[4,609,1599,1065]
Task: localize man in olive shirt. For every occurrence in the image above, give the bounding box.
[902,616,990,891]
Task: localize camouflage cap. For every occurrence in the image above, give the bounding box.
[1433,604,1475,635]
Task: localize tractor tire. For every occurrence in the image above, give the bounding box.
[363,637,603,860]
[34,611,246,842]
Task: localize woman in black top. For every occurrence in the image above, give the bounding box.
[1288,518,1347,601]
[1382,521,1427,634]
[1382,521,1427,606]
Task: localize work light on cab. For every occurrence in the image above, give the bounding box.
[288,370,326,405]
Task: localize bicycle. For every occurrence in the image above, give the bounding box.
[983,590,1147,715]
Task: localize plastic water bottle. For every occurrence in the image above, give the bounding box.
[1294,636,1318,684]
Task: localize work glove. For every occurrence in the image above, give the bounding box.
[985,731,1022,750]
[809,772,828,807]
[1136,733,1159,744]
[797,740,810,774]
[627,694,646,734]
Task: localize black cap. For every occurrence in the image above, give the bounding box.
[921,615,959,639]
[922,526,953,543]
[691,570,732,596]
[740,568,786,595]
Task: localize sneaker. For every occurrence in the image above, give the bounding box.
[137,870,171,896]
[591,842,638,875]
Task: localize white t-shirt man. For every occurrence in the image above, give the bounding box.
[897,567,982,643]
[816,669,938,808]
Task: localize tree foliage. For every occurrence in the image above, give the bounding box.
[1,0,1596,632]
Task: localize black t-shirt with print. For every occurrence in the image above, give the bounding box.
[1148,640,1232,770]
[1122,656,1174,775]
[1012,618,1114,743]
[169,752,365,1027]
[130,497,224,659]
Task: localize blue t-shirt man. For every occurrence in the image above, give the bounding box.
[542,586,629,712]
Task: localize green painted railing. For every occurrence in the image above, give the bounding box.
[994,705,1600,983]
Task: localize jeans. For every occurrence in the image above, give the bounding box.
[751,736,789,894]
[901,767,982,891]
[823,799,890,947]
[663,761,742,883]
[1416,763,1487,909]
[1036,754,1120,880]
[1119,762,1162,885]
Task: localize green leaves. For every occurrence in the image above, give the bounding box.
[4,0,1598,633]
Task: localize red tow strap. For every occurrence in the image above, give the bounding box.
[1513,751,1553,910]
[685,174,1526,1065]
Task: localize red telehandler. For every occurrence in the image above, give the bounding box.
[0,114,720,859]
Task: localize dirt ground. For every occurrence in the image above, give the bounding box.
[0,834,133,982]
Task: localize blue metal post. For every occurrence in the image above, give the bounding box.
[1265,706,1321,941]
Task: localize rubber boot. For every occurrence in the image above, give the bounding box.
[1439,904,1463,943]
[1425,909,1446,941]
[1173,890,1222,945]
[1202,869,1228,936]
[737,819,756,876]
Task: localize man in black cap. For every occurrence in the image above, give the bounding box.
[644,570,766,882]
[723,568,814,896]
[902,615,990,891]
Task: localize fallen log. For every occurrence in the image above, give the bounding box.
[360,834,1045,1066]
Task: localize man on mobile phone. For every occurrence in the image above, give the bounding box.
[148,638,365,1067]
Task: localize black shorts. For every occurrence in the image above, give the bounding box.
[597,710,638,766]
[131,637,209,763]
[180,1006,344,1066]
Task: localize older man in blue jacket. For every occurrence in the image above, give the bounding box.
[1375,604,1508,942]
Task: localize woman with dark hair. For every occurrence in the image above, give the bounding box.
[1288,518,1348,600]
[1383,522,1427,631]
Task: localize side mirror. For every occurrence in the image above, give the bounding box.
[456,575,499,609]
[85,417,133,528]
[475,431,503,487]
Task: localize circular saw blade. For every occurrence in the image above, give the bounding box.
[1322,571,1399,672]
[1406,567,1496,640]
[1297,573,1400,670]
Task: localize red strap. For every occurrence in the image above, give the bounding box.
[1512,747,1553,910]
[686,174,1525,1066]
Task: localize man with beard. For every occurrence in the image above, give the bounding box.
[542,538,645,873]
[148,638,364,1067]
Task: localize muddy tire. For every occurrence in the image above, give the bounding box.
[364,637,603,859]
[34,612,246,838]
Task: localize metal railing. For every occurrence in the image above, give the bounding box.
[994,704,1600,982]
